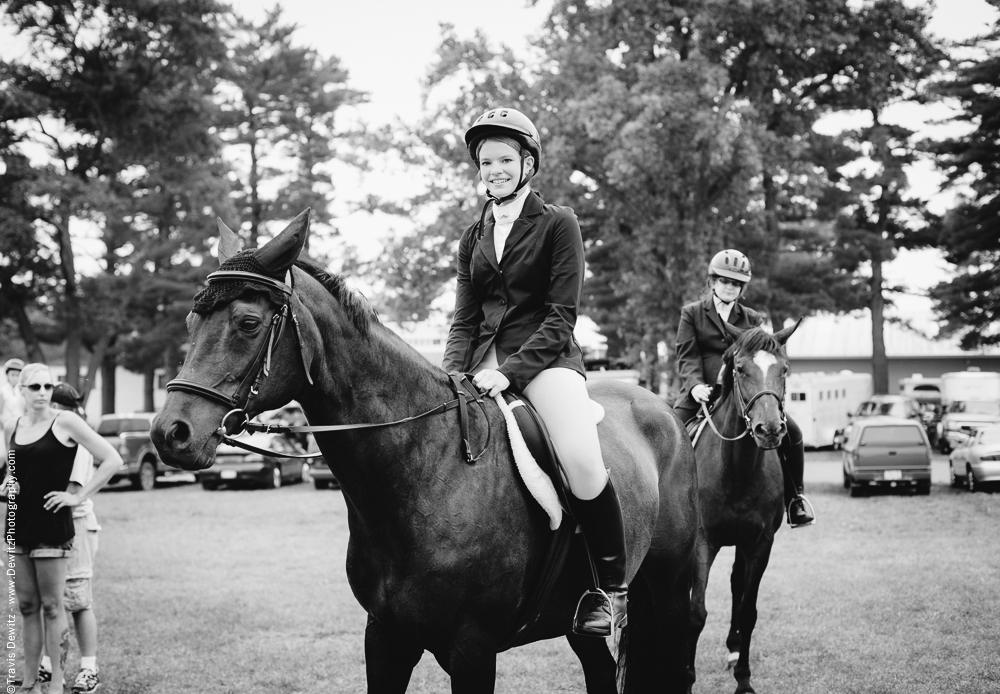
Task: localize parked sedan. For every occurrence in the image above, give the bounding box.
[948,424,1000,492]
[842,416,932,496]
[196,433,311,490]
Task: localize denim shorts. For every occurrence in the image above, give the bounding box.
[10,539,74,558]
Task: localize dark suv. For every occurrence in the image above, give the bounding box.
[97,413,185,491]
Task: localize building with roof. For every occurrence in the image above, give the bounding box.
[784,313,1000,393]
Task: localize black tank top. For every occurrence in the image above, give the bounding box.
[10,414,76,547]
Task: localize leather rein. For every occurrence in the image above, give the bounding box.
[701,358,786,444]
[166,269,490,464]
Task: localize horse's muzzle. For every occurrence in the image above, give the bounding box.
[751,421,786,450]
[151,411,219,471]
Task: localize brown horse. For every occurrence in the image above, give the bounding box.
[688,322,799,694]
[150,210,699,694]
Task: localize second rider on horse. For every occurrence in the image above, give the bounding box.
[674,249,816,528]
[443,107,627,637]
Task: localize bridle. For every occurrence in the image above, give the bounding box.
[166,268,490,463]
[701,351,787,446]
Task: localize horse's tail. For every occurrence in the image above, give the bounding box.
[617,564,695,694]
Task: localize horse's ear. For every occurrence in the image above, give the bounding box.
[254,209,311,276]
[723,322,746,341]
[773,318,802,346]
[217,218,242,265]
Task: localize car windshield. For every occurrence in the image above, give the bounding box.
[860,425,924,446]
[955,401,1000,415]
[96,419,124,435]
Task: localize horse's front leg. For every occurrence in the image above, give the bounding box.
[567,632,618,693]
[726,549,747,670]
[365,614,424,693]
[447,637,498,694]
[689,535,720,687]
[731,542,775,694]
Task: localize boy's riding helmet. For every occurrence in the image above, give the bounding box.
[708,249,752,283]
[465,107,541,205]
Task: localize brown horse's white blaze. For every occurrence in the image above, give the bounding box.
[748,350,787,448]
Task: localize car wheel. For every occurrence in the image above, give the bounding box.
[267,465,282,489]
[300,463,311,484]
[967,465,977,493]
[849,480,865,498]
[132,459,157,491]
[916,481,931,496]
[201,480,219,491]
[313,478,329,490]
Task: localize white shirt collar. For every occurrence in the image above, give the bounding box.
[491,188,530,224]
[713,295,735,323]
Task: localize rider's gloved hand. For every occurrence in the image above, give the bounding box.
[691,383,712,403]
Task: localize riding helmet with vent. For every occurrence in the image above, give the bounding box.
[708,249,752,283]
[465,107,541,173]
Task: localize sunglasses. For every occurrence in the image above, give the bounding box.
[25,383,54,392]
[714,277,745,288]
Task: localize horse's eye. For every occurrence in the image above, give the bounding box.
[239,317,261,332]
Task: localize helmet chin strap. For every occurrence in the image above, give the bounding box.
[713,288,737,305]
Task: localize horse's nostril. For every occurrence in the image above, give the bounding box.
[753,422,768,438]
[168,420,191,446]
[777,423,788,438]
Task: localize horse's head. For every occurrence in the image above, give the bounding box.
[151,210,319,470]
[720,320,801,449]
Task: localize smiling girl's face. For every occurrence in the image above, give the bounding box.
[478,139,533,199]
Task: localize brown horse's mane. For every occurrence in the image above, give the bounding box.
[720,327,787,398]
[294,257,379,338]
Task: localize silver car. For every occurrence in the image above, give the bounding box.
[948,424,1000,492]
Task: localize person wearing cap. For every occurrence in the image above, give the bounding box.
[443,107,627,637]
[35,384,104,694]
[1,357,26,424]
[674,250,816,528]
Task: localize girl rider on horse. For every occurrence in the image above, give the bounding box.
[443,107,627,637]
[674,249,816,528]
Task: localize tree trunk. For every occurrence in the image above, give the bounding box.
[7,300,46,362]
[870,254,889,395]
[102,354,117,415]
[55,204,82,389]
[144,367,155,412]
[81,333,111,408]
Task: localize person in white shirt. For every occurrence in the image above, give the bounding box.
[0,358,26,424]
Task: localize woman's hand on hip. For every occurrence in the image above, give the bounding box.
[691,383,712,403]
[43,490,81,512]
[473,369,510,398]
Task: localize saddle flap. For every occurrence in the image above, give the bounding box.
[501,392,574,511]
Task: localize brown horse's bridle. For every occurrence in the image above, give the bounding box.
[702,353,787,446]
[166,269,490,463]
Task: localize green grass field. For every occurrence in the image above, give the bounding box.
[7,455,999,693]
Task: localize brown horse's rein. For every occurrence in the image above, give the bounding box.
[167,270,491,464]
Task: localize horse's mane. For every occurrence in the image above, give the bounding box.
[720,327,787,398]
[294,257,379,338]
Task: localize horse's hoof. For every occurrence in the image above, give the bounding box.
[726,651,739,670]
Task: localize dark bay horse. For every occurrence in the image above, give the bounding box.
[688,322,799,694]
[150,210,699,694]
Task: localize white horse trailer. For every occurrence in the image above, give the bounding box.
[784,371,873,448]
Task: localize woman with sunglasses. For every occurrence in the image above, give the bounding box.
[674,250,815,528]
[1,364,122,694]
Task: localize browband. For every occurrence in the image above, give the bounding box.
[207,270,292,295]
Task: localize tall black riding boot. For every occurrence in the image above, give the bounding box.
[571,477,628,637]
[778,418,816,528]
